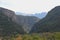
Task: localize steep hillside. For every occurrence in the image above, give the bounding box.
[30,6,60,33]
[0,7,24,36]
[16,15,40,33]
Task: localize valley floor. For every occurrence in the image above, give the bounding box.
[0,32,60,40]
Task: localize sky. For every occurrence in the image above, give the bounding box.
[0,0,60,14]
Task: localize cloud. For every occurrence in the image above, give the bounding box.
[0,0,60,14]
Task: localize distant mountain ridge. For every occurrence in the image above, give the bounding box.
[30,12,47,19]
[16,12,47,19]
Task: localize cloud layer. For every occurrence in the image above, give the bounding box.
[0,0,60,14]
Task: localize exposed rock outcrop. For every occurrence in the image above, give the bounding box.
[16,15,40,33]
[0,7,24,36]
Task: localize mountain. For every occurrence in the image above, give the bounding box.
[0,7,24,36]
[30,6,60,33]
[15,12,26,15]
[16,12,47,19]
[16,15,40,33]
[30,12,47,19]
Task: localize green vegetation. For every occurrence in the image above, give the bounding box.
[0,32,60,40]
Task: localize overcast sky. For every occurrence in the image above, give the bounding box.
[0,0,60,14]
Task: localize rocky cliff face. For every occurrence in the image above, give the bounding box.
[0,7,24,36]
[30,6,60,33]
[16,15,40,33]
[0,7,18,23]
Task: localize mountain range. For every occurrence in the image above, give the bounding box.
[0,6,60,35]
[30,6,60,33]
[16,12,47,19]
[30,12,47,19]
[0,7,40,35]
